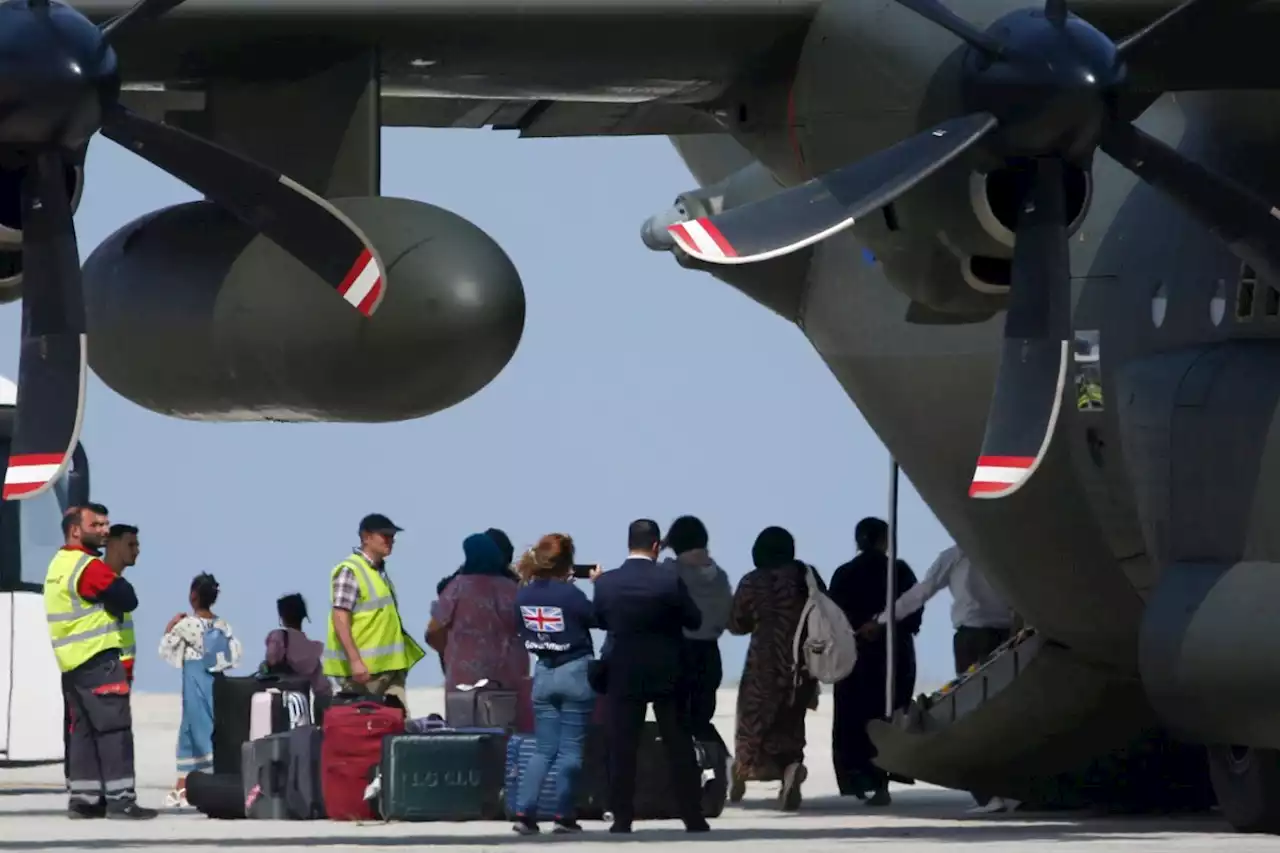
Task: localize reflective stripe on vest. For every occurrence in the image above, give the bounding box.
[44,551,129,673]
[323,554,424,677]
[119,620,137,662]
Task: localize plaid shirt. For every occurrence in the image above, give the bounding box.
[331,550,384,611]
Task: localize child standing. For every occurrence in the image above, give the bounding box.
[158,573,241,807]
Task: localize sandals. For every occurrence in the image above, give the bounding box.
[163,789,187,808]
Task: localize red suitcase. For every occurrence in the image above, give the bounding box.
[321,701,405,820]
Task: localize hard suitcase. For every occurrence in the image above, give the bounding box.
[445,680,519,729]
[322,700,405,821]
[213,673,311,775]
[242,726,326,820]
[631,722,729,819]
[249,688,310,740]
[185,770,245,819]
[242,736,289,819]
[503,727,607,820]
[379,730,507,821]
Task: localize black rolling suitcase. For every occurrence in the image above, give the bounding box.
[630,722,729,819]
[379,729,507,821]
[213,673,311,776]
[185,771,245,819]
[242,725,325,819]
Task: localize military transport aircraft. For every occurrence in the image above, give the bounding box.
[3,0,1280,834]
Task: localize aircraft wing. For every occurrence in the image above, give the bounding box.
[83,0,1280,138]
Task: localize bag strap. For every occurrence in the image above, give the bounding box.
[801,563,819,598]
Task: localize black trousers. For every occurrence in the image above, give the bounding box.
[953,626,1012,675]
[63,651,138,807]
[680,639,724,749]
[605,691,703,825]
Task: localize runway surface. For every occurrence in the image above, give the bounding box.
[0,687,1273,851]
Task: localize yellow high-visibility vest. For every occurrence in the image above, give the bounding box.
[323,553,424,677]
[44,550,132,673]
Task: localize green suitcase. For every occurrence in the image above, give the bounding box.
[379,730,507,821]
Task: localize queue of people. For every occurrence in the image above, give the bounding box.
[43,499,1016,825]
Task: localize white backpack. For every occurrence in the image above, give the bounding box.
[792,563,858,684]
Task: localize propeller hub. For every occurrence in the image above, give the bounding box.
[0,0,120,152]
[963,8,1124,162]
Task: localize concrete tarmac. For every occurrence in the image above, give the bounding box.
[0,687,1272,851]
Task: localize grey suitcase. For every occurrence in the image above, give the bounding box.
[444,681,518,729]
[242,726,325,820]
[242,735,289,819]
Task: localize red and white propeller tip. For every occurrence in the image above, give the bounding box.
[3,452,71,500]
[337,249,385,317]
[667,218,739,262]
[968,455,1037,499]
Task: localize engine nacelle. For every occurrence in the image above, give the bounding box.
[82,197,526,422]
[0,162,84,303]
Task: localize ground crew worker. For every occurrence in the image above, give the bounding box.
[47,503,155,820]
[323,513,425,714]
[103,524,140,683]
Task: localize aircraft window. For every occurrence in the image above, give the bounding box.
[1151,283,1167,328]
[1210,281,1227,327]
[1266,286,1280,319]
[0,438,65,593]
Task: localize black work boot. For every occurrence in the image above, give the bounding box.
[67,800,105,819]
[106,801,158,820]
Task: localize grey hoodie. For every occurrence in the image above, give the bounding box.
[662,549,733,641]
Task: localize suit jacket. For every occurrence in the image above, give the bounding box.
[594,557,702,699]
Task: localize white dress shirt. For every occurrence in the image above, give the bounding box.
[878,545,1012,630]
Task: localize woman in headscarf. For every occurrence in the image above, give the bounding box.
[427,532,529,690]
[726,526,823,811]
[827,516,921,806]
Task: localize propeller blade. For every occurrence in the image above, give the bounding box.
[1100,121,1280,285]
[99,0,188,43]
[969,158,1072,500]
[101,108,388,316]
[667,112,997,265]
[891,0,1006,58]
[4,153,87,501]
[1116,0,1262,68]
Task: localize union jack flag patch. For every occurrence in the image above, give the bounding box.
[521,605,564,632]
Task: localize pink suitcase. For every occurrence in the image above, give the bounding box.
[249,688,309,740]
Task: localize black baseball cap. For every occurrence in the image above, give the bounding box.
[359,513,403,535]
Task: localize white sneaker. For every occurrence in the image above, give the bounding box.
[967,796,1020,814]
[163,789,187,808]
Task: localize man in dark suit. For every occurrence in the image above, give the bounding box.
[593,519,709,833]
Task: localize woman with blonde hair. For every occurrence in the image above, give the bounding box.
[510,534,601,836]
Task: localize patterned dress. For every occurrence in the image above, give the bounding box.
[727,562,821,781]
[431,573,529,690]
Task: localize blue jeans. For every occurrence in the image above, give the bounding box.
[515,656,595,820]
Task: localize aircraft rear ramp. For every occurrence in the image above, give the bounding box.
[869,631,1212,811]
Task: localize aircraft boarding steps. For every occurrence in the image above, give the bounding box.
[868,629,1213,811]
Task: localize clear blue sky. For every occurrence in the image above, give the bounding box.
[1,128,959,692]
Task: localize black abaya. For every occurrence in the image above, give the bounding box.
[827,551,921,795]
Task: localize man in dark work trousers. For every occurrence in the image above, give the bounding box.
[592,519,709,834]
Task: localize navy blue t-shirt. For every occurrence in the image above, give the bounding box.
[515,578,597,668]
